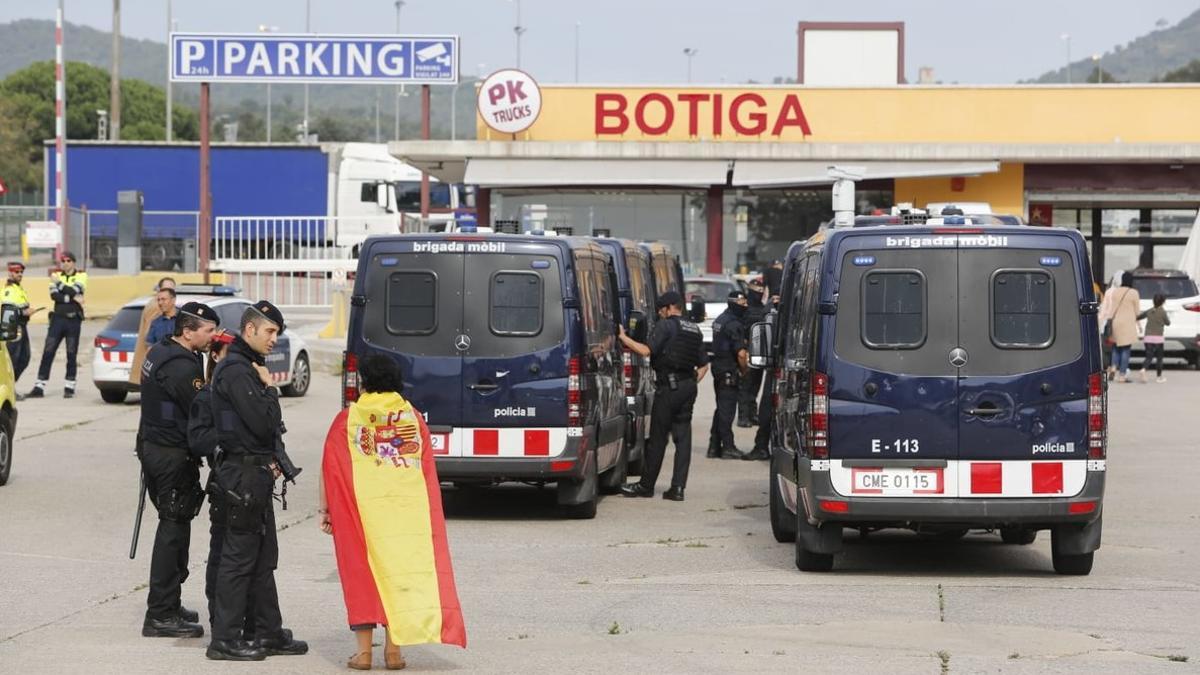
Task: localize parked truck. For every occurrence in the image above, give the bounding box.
[44,141,470,269]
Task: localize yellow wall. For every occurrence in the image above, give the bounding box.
[23,272,225,324]
[894,163,1025,217]
[481,85,1200,144]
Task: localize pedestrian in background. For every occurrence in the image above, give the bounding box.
[1100,271,1140,383]
[146,287,179,346]
[28,251,87,398]
[1139,293,1170,383]
[2,262,33,385]
[319,355,466,670]
[131,277,177,388]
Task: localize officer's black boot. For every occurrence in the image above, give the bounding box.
[178,605,200,623]
[26,385,43,398]
[720,446,746,460]
[206,639,267,661]
[143,615,205,638]
[255,632,309,656]
[706,440,721,458]
[743,447,770,461]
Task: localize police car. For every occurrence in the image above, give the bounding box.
[92,287,311,403]
[751,210,1106,574]
[684,275,742,346]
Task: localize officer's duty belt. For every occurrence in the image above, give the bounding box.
[225,453,274,467]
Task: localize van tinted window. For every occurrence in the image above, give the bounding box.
[490,272,542,336]
[992,271,1053,348]
[862,271,926,348]
[387,271,437,334]
[108,306,145,332]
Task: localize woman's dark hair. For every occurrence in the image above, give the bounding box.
[359,354,404,394]
[1121,271,1134,288]
[1154,293,1166,307]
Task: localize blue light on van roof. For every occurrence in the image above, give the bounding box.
[943,216,966,225]
[1040,256,1063,267]
[853,255,876,266]
[380,257,399,266]
[458,225,478,233]
[531,260,551,269]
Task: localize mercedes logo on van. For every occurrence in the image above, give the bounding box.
[455,334,471,351]
[949,347,969,367]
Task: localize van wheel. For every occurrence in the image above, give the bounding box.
[598,440,628,495]
[795,545,834,572]
[1052,550,1094,575]
[1001,528,1038,545]
[560,453,598,520]
[0,409,13,486]
[100,388,128,404]
[769,460,796,543]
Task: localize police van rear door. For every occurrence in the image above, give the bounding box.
[360,240,466,441]
[827,235,961,497]
[459,241,570,447]
[956,233,1090,498]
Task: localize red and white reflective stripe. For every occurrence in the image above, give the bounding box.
[829,459,1094,498]
[430,428,569,458]
[101,351,132,363]
[54,4,66,227]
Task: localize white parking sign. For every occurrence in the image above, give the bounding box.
[477,69,542,135]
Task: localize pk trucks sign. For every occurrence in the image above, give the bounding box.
[478,69,542,135]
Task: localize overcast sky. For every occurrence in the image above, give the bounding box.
[6,0,1199,84]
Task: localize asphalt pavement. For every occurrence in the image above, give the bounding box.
[0,319,1198,673]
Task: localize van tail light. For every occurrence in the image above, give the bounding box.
[1087,372,1106,459]
[622,349,635,397]
[342,351,359,408]
[94,336,119,349]
[1183,302,1200,313]
[567,356,582,427]
[808,371,829,459]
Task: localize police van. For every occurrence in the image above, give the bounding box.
[640,242,685,300]
[751,213,1106,574]
[594,237,658,476]
[343,233,631,518]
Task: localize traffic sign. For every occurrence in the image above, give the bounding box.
[169,33,458,84]
[477,69,542,135]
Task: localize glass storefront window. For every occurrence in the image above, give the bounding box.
[1101,209,1140,236]
[1104,245,1141,280]
[1052,208,1091,232]
[1151,209,1197,238]
[1153,245,1185,270]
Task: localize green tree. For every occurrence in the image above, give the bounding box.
[0,96,40,192]
[1159,59,1200,82]
[1086,67,1120,83]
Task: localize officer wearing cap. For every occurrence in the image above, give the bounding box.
[617,290,709,501]
[208,300,307,661]
[737,277,768,428]
[29,251,87,398]
[2,262,33,383]
[138,301,219,639]
[707,291,750,459]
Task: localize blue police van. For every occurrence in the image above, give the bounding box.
[751,213,1107,574]
[343,233,630,518]
[594,238,659,476]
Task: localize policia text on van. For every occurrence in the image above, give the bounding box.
[342,234,681,519]
[751,214,1106,575]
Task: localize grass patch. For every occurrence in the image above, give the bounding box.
[936,650,950,674]
[607,621,622,635]
[1166,655,1189,663]
[1008,652,1020,659]
[577,580,591,585]
[937,583,946,622]
[732,503,768,510]
[684,542,709,548]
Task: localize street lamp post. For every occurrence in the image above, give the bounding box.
[394,0,405,141]
[511,0,526,68]
[1092,54,1102,83]
[303,0,311,141]
[258,24,278,142]
[165,0,172,140]
[574,21,580,82]
[683,47,697,83]
[1061,33,1072,84]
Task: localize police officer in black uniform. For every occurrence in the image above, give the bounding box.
[618,291,708,501]
[707,291,750,459]
[737,277,768,427]
[742,301,778,462]
[207,301,308,662]
[138,301,219,638]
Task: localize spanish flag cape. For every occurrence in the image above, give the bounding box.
[322,391,466,648]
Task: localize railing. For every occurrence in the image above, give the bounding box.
[216,258,358,308]
[0,205,89,263]
[212,215,403,260]
[84,210,199,270]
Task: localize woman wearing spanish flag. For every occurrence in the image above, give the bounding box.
[319,355,466,670]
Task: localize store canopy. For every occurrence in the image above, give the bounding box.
[732,160,1001,188]
[463,159,730,188]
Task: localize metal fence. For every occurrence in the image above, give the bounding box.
[84,210,199,270]
[0,205,89,264]
[216,259,359,308]
[213,215,402,260]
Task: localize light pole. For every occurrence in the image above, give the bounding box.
[110,0,121,140]
[1092,53,1102,83]
[258,24,279,142]
[683,47,697,83]
[511,0,526,68]
[1060,33,1072,84]
[165,0,172,140]
[303,0,311,141]
[574,21,580,82]
[394,0,405,141]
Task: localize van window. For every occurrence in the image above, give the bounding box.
[992,270,1054,348]
[387,271,437,334]
[651,253,677,298]
[490,272,542,336]
[862,270,926,348]
[625,250,652,313]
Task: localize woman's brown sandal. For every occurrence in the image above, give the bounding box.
[384,648,406,670]
[347,651,372,670]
